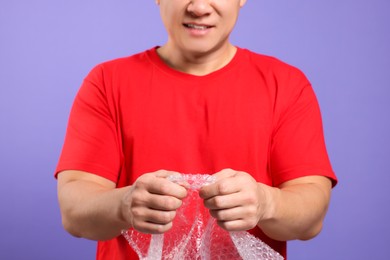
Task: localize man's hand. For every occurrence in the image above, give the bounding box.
[199,168,332,241]
[199,168,271,231]
[121,170,188,234]
[57,169,187,240]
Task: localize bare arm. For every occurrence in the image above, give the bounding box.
[57,170,187,241]
[259,175,332,241]
[199,168,332,241]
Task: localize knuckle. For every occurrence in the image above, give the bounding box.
[159,182,171,194]
[159,211,173,223]
[217,181,229,194]
[133,180,147,191]
[132,219,145,232]
[247,207,257,217]
[131,193,146,207]
[246,218,258,229]
[130,190,141,201]
[153,226,164,234]
[217,220,229,230]
[222,168,234,174]
[154,223,172,234]
[215,210,226,221]
[161,197,176,210]
[130,207,143,218]
[213,196,224,208]
[242,192,257,204]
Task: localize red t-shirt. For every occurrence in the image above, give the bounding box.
[56,47,337,259]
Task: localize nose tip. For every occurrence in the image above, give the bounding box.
[187,0,212,17]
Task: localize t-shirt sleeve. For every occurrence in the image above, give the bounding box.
[269,67,337,187]
[55,65,122,182]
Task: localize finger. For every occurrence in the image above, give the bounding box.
[212,168,238,180]
[147,193,183,211]
[216,219,252,232]
[203,192,242,210]
[199,176,240,199]
[132,205,177,223]
[199,169,241,199]
[145,209,177,225]
[131,186,184,211]
[131,204,178,234]
[209,206,243,221]
[133,219,174,234]
[154,169,181,178]
[148,177,188,199]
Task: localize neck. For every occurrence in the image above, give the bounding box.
[156,43,237,76]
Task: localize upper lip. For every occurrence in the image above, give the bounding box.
[183,22,214,28]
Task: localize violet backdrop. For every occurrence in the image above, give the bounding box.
[1,0,389,259]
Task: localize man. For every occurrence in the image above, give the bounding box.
[56,0,337,259]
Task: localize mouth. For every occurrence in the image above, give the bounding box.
[183,23,213,30]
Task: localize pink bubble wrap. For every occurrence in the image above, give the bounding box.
[122,174,283,260]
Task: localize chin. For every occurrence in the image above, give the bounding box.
[181,43,221,56]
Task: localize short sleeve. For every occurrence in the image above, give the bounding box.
[55,65,122,182]
[270,68,337,187]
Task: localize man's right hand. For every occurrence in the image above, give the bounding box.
[57,169,187,241]
[121,170,188,234]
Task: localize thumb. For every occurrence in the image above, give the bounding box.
[213,168,238,181]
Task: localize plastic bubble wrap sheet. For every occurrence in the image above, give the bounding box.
[122,174,283,260]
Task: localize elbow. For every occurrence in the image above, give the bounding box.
[298,222,323,241]
[59,203,85,238]
[61,214,83,238]
[60,210,120,241]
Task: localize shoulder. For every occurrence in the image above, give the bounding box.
[238,48,309,83]
[75,48,154,97]
[237,48,315,110]
[83,48,155,83]
[98,49,153,72]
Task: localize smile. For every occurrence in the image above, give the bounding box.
[184,24,212,30]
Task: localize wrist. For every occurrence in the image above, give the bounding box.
[117,186,134,230]
[257,183,280,226]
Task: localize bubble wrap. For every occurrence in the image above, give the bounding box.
[122,174,283,260]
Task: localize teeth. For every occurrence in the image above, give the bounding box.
[186,24,209,30]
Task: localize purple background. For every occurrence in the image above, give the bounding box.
[1,1,389,259]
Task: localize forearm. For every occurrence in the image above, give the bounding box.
[58,179,130,241]
[258,178,331,241]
